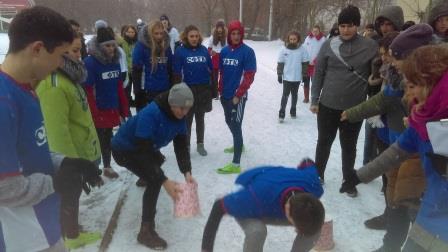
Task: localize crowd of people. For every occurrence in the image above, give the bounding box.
[0,1,447,252]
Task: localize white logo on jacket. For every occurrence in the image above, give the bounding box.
[186,56,207,63]
[35,124,47,146]
[101,71,120,80]
[223,58,239,66]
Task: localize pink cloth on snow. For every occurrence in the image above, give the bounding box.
[173,182,201,218]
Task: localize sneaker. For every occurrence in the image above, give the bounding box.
[137,222,167,250]
[64,231,102,249]
[364,214,386,230]
[279,110,285,121]
[224,145,245,154]
[279,117,284,123]
[345,186,358,197]
[217,163,241,174]
[197,143,208,156]
[103,167,119,179]
[290,109,296,118]
[136,178,147,187]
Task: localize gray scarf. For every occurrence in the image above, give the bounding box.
[59,55,87,84]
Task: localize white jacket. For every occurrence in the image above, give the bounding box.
[277,45,310,82]
[304,35,326,63]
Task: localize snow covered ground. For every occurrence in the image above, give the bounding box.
[0,36,386,251]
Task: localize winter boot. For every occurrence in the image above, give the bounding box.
[290,108,296,119]
[136,178,147,187]
[364,214,387,230]
[103,167,119,179]
[197,143,208,156]
[279,110,285,123]
[303,86,310,103]
[137,222,167,250]
[217,163,241,174]
[339,181,358,197]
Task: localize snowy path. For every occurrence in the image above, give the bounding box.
[68,40,386,252]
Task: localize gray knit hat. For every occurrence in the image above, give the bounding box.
[389,24,433,60]
[95,19,108,30]
[168,83,194,107]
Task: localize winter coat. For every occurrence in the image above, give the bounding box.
[132,25,173,93]
[303,32,326,64]
[374,6,404,37]
[207,35,226,69]
[277,44,310,82]
[37,56,101,162]
[84,36,129,128]
[357,71,448,246]
[167,26,180,54]
[223,165,323,219]
[311,34,378,110]
[120,37,136,73]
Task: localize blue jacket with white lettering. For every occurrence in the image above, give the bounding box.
[173,45,213,86]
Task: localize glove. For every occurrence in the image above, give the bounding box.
[54,158,103,194]
[339,172,361,193]
[385,66,402,89]
[297,158,316,169]
[367,115,385,128]
[277,75,282,84]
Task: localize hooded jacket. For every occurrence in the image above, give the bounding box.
[219,21,257,99]
[37,56,101,162]
[427,0,448,43]
[304,32,326,63]
[132,25,173,93]
[84,36,129,128]
[374,6,404,37]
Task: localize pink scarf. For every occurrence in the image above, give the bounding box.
[308,32,325,41]
[409,71,448,140]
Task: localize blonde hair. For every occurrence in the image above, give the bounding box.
[147,20,169,73]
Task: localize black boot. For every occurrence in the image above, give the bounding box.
[290,108,296,118]
[279,110,285,123]
[137,221,167,250]
[364,213,387,230]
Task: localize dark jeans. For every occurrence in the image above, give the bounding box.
[60,181,83,238]
[315,103,363,181]
[221,97,247,164]
[96,128,113,168]
[186,110,205,146]
[112,150,163,223]
[383,206,411,250]
[302,75,310,88]
[363,123,374,165]
[135,90,164,112]
[402,238,426,252]
[211,69,219,98]
[279,81,299,114]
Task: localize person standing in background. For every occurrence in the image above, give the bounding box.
[207,19,227,99]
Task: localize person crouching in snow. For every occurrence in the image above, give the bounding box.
[202,159,325,252]
[277,30,310,122]
[217,20,257,174]
[111,83,196,250]
[84,27,129,179]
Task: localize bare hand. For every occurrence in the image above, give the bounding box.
[232,96,240,105]
[403,117,409,128]
[163,179,182,201]
[310,105,319,114]
[184,172,196,184]
[340,111,348,121]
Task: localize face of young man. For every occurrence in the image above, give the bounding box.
[101,42,116,59]
[31,41,71,85]
[379,19,395,35]
[435,15,448,35]
[170,105,191,119]
[338,23,358,40]
[230,29,241,45]
[187,30,200,47]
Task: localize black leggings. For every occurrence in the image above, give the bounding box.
[96,128,113,168]
[279,81,299,114]
[60,182,83,238]
[315,103,363,181]
[112,150,163,223]
[186,109,205,146]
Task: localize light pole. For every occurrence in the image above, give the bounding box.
[239,0,243,23]
[268,0,273,40]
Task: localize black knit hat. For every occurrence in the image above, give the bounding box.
[160,14,169,21]
[97,27,115,44]
[338,5,361,26]
[389,23,433,60]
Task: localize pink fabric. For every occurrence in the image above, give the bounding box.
[173,182,201,218]
[409,71,448,140]
[313,220,335,251]
[308,32,325,41]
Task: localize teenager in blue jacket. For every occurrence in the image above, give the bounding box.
[344,45,448,252]
[132,20,173,111]
[111,83,196,250]
[173,25,213,156]
[217,20,257,174]
[202,159,325,252]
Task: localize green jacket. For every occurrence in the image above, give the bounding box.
[37,72,101,162]
[119,38,136,73]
